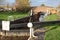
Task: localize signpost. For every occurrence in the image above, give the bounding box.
[27,22,33,38]
[2,21,10,31]
[2,21,10,36]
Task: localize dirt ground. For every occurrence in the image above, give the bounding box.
[0,28,45,40]
[0,36,29,40]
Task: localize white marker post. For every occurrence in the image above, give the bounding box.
[27,22,33,37]
[27,22,33,40]
[27,22,37,40]
[27,9,37,40]
[2,21,10,35]
[30,9,33,16]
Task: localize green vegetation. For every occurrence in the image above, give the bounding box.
[16,0,30,12]
[44,24,60,40]
[44,14,59,21]
[0,11,28,20]
[44,14,60,40]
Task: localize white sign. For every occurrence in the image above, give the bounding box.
[2,21,10,31]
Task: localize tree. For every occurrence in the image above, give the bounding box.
[57,4,60,13]
[41,4,45,6]
[57,4,60,8]
[15,0,30,12]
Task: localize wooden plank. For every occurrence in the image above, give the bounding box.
[10,20,60,30]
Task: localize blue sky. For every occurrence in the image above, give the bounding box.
[7,0,15,6]
[8,0,15,4]
[29,0,60,7]
[0,0,60,7]
[0,0,15,6]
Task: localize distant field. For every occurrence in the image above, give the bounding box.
[0,11,28,20]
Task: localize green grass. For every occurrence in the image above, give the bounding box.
[44,14,59,21]
[0,11,28,20]
[44,14,60,40]
[44,24,60,40]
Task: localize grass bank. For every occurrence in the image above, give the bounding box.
[0,11,28,20]
[44,24,60,40]
[44,14,60,40]
[44,14,60,21]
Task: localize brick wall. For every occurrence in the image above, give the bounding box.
[31,6,58,15]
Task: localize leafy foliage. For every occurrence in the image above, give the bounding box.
[16,0,30,12]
